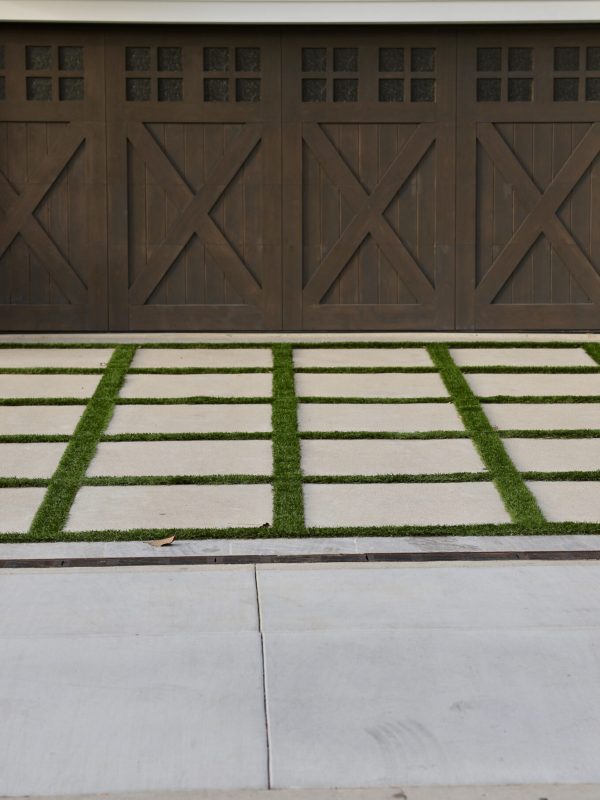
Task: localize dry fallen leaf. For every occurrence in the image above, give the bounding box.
[146,535,176,548]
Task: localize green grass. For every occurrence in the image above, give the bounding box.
[101,432,271,442]
[27,346,136,537]
[427,344,546,530]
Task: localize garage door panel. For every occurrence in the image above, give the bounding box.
[0,30,107,330]
[457,28,600,330]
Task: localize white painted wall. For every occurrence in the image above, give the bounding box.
[0,0,599,25]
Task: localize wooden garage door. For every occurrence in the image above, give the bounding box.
[457,27,600,330]
[0,27,107,331]
[282,30,456,330]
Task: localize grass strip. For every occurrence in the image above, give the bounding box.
[0,398,90,406]
[82,474,271,486]
[128,367,272,375]
[428,344,545,529]
[303,472,490,483]
[0,434,71,443]
[522,471,600,481]
[300,430,470,440]
[272,344,305,535]
[498,429,600,438]
[585,343,600,366]
[28,345,136,537]
[0,368,105,375]
[295,367,438,374]
[462,366,600,374]
[299,396,451,404]
[0,478,50,488]
[115,396,271,405]
[102,432,271,442]
[475,395,600,404]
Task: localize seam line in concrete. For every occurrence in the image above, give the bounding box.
[254,565,272,789]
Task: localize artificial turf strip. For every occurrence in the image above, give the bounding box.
[427,344,546,530]
[27,345,136,537]
[271,344,305,535]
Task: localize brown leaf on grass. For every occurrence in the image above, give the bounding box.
[146,535,176,548]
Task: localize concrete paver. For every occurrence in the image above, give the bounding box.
[466,373,600,397]
[295,373,448,399]
[65,484,273,531]
[298,403,464,432]
[301,439,485,475]
[0,347,113,368]
[0,405,85,435]
[503,438,600,472]
[482,402,600,430]
[293,348,432,368]
[107,404,272,434]
[120,373,272,398]
[0,487,46,533]
[451,347,595,367]
[0,442,66,478]
[131,347,272,368]
[87,441,272,477]
[527,480,600,522]
[0,374,101,398]
[304,483,510,527]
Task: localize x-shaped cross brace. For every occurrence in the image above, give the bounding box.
[476,122,600,306]
[302,122,436,306]
[0,124,87,305]
[127,123,262,306]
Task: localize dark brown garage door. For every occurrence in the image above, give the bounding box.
[1,25,600,331]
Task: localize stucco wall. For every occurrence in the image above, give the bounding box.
[0,0,599,25]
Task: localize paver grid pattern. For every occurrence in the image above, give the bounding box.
[0,342,600,539]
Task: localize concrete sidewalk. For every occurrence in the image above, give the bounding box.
[2,560,600,797]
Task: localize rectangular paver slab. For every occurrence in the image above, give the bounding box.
[293,348,432,368]
[482,403,600,431]
[451,347,595,367]
[527,481,600,522]
[304,483,510,527]
[264,628,600,787]
[131,348,272,368]
[0,487,46,533]
[503,438,600,472]
[106,403,272,434]
[0,632,266,795]
[298,402,464,432]
[0,566,258,636]
[301,439,484,475]
[120,374,271,398]
[0,348,113,368]
[295,373,448,399]
[0,442,66,478]
[0,374,101,399]
[87,441,272,477]
[0,405,85,435]
[65,484,273,531]
[466,373,600,397]
[257,562,600,631]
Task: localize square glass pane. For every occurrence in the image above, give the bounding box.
[508,78,532,101]
[333,78,358,101]
[554,77,579,101]
[157,47,182,72]
[59,77,84,100]
[333,48,358,72]
[379,78,403,102]
[126,77,151,101]
[586,77,600,101]
[204,77,229,101]
[236,77,260,101]
[126,47,151,72]
[26,76,52,100]
[0,76,5,101]
[477,77,501,101]
[411,48,435,72]
[411,78,435,102]
[508,47,533,72]
[158,77,183,101]
[554,47,579,71]
[302,48,326,72]
[59,46,83,71]
[587,47,600,71]
[0,46,4,70]
[26,45,52,70]
[477,47,501,72]
[236,47,260,72]
[204,47,229,72]
[379,48,404,72]
[302,78,326,102]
